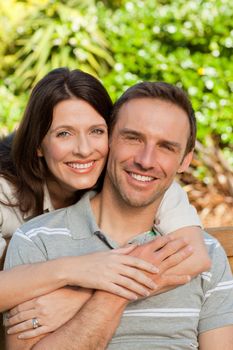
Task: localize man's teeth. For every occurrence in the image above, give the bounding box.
[68,161,94,169]
[130,173,154,182]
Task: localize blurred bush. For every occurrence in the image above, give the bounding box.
[98,0,233,160]
[0,0,232,168]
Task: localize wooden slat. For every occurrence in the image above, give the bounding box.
[206,226,233,272]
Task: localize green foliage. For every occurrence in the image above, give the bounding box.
[97,0,233,152]
[0,0,113,92]
[0,84,27,134]
[0,0,232,168]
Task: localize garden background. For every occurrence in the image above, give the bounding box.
[0,0,232,226]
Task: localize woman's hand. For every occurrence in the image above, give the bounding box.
[65,244,160,300]
[5,287,92,339]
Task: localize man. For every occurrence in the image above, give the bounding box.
[4,82,233,349]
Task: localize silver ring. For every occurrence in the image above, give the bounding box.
[32,318,40,329]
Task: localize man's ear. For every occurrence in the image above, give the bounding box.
[177,150,193,173]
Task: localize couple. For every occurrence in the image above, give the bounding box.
[2,69,233,349]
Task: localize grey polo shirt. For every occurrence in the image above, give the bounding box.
[4,191,233,349]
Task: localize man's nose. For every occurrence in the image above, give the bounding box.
[73,134,92,157]
[134,144,156,170]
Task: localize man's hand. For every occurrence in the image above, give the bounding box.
[128,235,193,296]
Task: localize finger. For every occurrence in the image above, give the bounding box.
[113,244,138,255]
[5,310,36,327]
[17,326,50,339]
[143,235,171,252]
[7,318,39,335]
[8,299,35,317]
[121,255,159,273]
[112,275,151,297]
[158,274,191,288]
[155,238,189,261]
[105,283,139,300]
[118,265,157,289]
[160,245,193,273]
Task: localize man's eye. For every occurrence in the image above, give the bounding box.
[163,144,175,152]
[125,135,140,142]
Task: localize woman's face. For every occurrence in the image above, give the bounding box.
[38,98,109,195]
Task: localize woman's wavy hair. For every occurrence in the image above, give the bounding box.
[0,68,113,216]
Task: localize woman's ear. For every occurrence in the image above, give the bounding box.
[37,147,43,157]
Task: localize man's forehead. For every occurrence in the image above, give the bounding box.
[112,97,190,145]
[114,97,188,126]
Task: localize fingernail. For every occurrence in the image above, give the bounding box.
[144,290,150,297]
[151,266,159,273]
[187,245,193,252]
[18,335,23,339]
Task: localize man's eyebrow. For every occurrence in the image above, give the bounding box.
[119,128,142,136]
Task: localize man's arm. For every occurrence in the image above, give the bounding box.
[6,236,192,350]
[199,326,233,349]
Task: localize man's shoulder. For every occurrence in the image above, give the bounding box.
[17,190,96,238]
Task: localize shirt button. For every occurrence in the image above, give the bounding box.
[154,219,160,225]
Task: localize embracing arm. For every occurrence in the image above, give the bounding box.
[199,326,233,350]
[156,182,211,276]
[1,244,164,313]
[0,260,69,312]
[167,226,211,277]
[32,291,127,350]
[6,235,192,350]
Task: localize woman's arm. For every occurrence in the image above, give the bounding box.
[156,182,211,276]
[1,245,162,312]
[166,226,211,276]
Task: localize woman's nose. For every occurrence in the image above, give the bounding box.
[73,134,92,157]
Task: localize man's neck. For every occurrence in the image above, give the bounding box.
[91,181,161,246]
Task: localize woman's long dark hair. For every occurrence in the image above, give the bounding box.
[0,68,113,216]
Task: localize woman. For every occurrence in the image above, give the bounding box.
[0,68,209,339]
[0,68,160,305]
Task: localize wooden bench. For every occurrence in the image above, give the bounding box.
[206,226,233,272]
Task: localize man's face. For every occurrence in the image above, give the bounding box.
[106,98,193,208]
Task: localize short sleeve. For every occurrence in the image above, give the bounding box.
[4,228,47,270]
[154,181,202,234]
[198,242,233,333]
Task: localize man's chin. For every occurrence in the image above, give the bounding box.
[120,193,160,208]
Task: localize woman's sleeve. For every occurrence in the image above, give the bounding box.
[0,208,7,259]
[154,181,203,235]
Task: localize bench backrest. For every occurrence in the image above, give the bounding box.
[206,226,233,272]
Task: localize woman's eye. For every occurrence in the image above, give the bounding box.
[92,128,105,135]
[56,131,70,137]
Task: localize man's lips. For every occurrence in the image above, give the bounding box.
[129,172,155,182]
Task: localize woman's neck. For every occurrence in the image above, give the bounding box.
[46,179,78,209]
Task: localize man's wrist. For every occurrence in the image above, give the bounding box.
[94,290,129,308]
